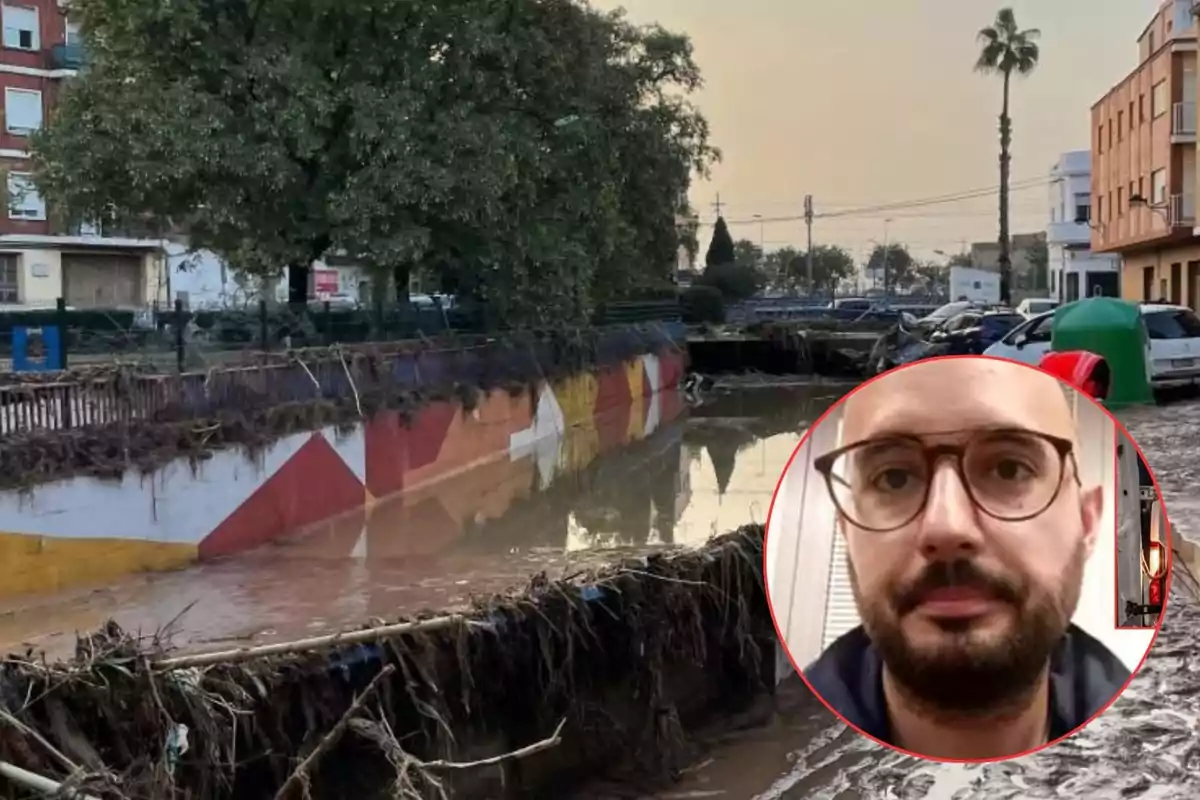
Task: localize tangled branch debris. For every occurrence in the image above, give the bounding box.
[0,525,769,800]
[0,325,680,491]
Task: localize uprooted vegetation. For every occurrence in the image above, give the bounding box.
[0,326,683,491]
[0,525,770,799]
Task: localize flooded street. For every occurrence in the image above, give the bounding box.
[0,384,845,661]
[646,397,1200,800]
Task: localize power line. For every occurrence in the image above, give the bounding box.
[696,178,1049,226]
[699,175,1053,211]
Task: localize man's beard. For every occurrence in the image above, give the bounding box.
[852,545,1085,716]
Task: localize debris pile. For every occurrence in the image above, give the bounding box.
[0,325,684,490]
[0,525,771,799]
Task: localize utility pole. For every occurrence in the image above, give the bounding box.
[804,195,814,295]
[712,193,724,217]
[881,218,892,298]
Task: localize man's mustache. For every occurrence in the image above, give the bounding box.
[892,559,1023,615]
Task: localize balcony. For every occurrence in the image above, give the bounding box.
[1170,193,1196,226]
[1173,101,1197,141]
[1046,220,1091,245]
[47,43,85,70]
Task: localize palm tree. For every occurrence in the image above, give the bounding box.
[976,8,1040,306]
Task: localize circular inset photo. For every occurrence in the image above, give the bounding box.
[764,354,1171,762]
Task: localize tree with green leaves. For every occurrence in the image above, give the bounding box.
[913,261,949,295]
[1024,236,1049,291]
[976,8,1040,306]
[31,0,717,326]
[866,243,915,293]
[705,216,736,267]
[804,245,855,294]
[732,239,762,270]
[699,236,764,301]
[764,246,801,291]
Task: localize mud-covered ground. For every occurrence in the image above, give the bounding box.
[639,399,1200,800]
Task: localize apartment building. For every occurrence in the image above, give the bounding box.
[0,0,163,310]
[1090,0,1200,308]
[1046,150,1120,302]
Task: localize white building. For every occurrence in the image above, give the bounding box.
[1046,151,1121,302]
[162,244,371,309]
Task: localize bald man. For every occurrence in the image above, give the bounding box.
[804,357,1129,760]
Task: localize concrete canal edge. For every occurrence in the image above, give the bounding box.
[0,328,687,604]
[0,524,806,798]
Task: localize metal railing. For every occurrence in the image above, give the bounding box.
[0,324,684,436]
[1170,193,1196,227]
[1174,101,1197,136]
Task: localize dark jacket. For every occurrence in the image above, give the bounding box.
[805,624,1131,745]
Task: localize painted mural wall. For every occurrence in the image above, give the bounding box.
[0,350,685,602]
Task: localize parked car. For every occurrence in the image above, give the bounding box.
[916,300,984,332]
[929,311,1025,355]
[984,303,1200,388]
[1016,298,1058,318]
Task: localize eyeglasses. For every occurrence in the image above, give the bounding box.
[812,428,1079,533]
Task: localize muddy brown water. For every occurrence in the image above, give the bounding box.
[0,384,842,660]
[623,397,1200,800]
[7,385,1199,799]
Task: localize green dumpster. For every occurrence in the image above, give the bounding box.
[1051,298,1153,409]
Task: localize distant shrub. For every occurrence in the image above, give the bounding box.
[681,285,725,324]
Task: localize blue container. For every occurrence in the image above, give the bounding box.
[12,325,63,372]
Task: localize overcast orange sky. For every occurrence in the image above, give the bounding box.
[598,0,1161,262]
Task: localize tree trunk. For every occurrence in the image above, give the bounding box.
[998,69,1012,306]
[287,261,310,307]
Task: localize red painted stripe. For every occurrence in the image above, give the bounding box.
[198,433,365,560]
[364,401,457,498]
[594,365,632,451]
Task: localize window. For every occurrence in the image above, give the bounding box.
[1017,313,1055,344]
[1141,94,1147,122]
[1098,123,1104,153]
[1097,194,1104,221]
[64,19,79,45]
[1149,31,1156,52]
[1144,309,1200,338]
[1073,193,1090,223]
[1152,168,1167,203]
[1118,186,1125,214]
[1108,120,1113,149]
[7,172,43,220]
[0,254,17,304]
[1108,191,1114,220]
[1130,101,1135,130]
[1118,110,1125,139]
[1152,80,1168,118]
[4,87,40,135]
[1,4,37,50]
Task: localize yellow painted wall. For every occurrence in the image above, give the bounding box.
[4,248,61,306]
[0,531,196,601]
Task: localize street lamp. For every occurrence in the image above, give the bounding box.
[1129,193,1171,225]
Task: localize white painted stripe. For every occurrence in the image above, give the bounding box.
[0,234,165,248]
[0,149,28,159]
[0,63,76,79]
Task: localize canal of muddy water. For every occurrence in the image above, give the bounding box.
[8,384,1199,799]
[0,383,848,661]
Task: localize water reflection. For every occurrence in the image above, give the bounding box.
[0,383,852,657]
